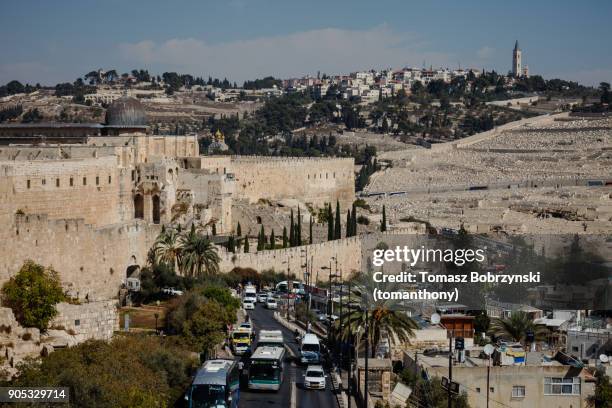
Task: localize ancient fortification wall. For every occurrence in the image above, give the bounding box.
[218,226,425,280]
[0,156,132,226]
[219,236,363,280]
[0,214,159,300]
[229,156,355,208]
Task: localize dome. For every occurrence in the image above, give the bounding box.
[104,96,147,126]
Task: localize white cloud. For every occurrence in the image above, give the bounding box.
[118,26,453,81]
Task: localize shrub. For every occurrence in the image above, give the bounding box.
[7,335,197,407]
[357,215,370,225]
[1,261,65,330]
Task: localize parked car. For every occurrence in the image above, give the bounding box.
[162,287,183,296]
[257,293,269,303]
[266,297,278,310]
[303,365,327,390]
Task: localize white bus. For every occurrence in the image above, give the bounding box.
[300,333,321,364]
[257,330,284,349]
[185,359,240,408]
[247,346,286,391]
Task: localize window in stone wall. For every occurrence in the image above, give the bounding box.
[74,319,80,326]
[56,178,60,187]
[42,179,46,185]
[83,177,87,186]
[108,175,112,184]
[96,176,99,185]
[27,180,30,189]
[70,177,73,187]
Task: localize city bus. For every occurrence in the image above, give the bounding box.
[247,346,286,391]
[185,359,240,408]
[300,333,321,364]
[257,330,284,349]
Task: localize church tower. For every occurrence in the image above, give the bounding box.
[512,40,522,77]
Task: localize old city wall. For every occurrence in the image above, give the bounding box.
[0,214,159,301]
[229,156,355,208]
[218,226,425,280]
[0,156,133,227]
[219,236,363,280]
[133,135,198,164]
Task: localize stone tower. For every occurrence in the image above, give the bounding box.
[512,40,522,77]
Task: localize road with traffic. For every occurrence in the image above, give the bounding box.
[238,304,338,408]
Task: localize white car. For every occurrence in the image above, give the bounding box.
[162,287,183,296]
[265,297,278,310]
[304,365,326,390]
[257,293,269,303]
[243,299,255,310]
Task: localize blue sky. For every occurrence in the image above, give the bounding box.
[1,0,611,86]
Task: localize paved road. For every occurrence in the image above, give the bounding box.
[238,304,338,408]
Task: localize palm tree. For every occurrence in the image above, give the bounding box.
[337,271,418,357]
[180,226,220,278]
[488,311,548,343]
[153,227,183,273]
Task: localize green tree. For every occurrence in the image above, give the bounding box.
[334,200,341,239]
[1,261,66,330]
[153,228,183,273]
[309,216,313,244]
[588,367,612,408]
[296,207,302,246]
[289,210,295,246]
[244,235,250,253]
[346,209,351,238]
[337,273,417,357]
[179,227,220,278]
[282,226,288,248]
[211,223,217,236]
[7,336,197,408]
[236,222,242,237]
[380,205,387,232]
[327,204,334,241]
[488,311,548,343]
[270,229,276,249]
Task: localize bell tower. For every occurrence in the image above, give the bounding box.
[512,40,522,77]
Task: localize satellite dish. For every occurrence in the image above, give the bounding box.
[600,354,609,363]
[484,344,495,356]
[431,313,441,325]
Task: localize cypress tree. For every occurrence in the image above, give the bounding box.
[212,223,216,236]
[309,216,313,244]
[236,222,242,237]
[346,209,351,238]
[334,200,341,240]
[289,209,295,247]
[270,229,275,249]
[297,207,302,246]
[282,226,288,248]
[327,204,334,241]
[352,202,357,236]
[381,205,387,232]
[244,235,249,253]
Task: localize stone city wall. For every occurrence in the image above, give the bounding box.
[218,226,425,280]
[0,214,159,301]
[0,156,132,226]
[229,156,355,208]
[50,300,118,341]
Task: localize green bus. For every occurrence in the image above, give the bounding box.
[247,346,286,391]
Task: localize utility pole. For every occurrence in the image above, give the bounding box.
[364,308,369,408]
[347,277,352,408]
[448,332,453,408]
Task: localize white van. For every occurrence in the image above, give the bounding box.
[300,333,321,364]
